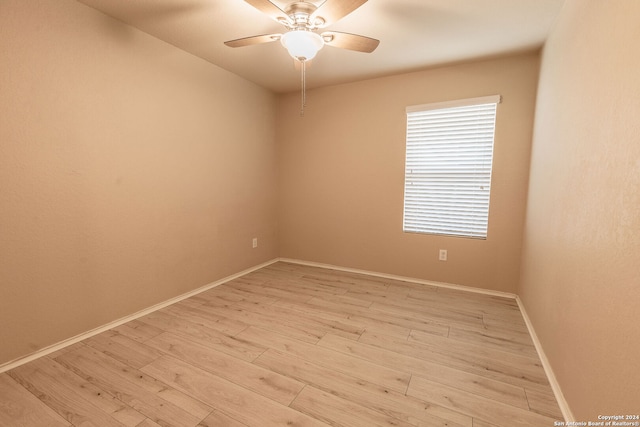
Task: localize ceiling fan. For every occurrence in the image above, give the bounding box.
[224,0,379,114]
[224,0,380,61]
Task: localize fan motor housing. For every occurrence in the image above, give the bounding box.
[285,2,322,28]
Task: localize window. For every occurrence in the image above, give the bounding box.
[403,95,501,239]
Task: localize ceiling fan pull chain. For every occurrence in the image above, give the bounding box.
[300,58,306,116]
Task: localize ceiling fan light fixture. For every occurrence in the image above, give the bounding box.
[281,30,324,61]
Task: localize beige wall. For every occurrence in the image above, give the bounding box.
[0,0,278,365]
[519,0,640,419]
[277,52,539,293]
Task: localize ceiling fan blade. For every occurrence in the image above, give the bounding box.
[224,34,281,48]
[312,0,368,27]
[322,31,379,53]
[243,0,289,22]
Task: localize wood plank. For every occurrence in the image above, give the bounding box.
[447,325,538,358]
[402,330,550,391]
[282,297,450,338]
[55,346,210,427]
[407,376,557,427]
[86,330,163,369]
[237,326,411,394]
[369,300,485,329]
[144,331,303,405]
[405,287,518,308]
[291,385,415,427]
[8,357,128,426]
[10,356,146,426]
[112,319,164,343]
[136,419,164,427]
[190,287,244,306]
[273,299,414,338]
[300,271,393,292]
[228,280,315,303]
[345,283,411,301]
[318,333,530,410]
[210,285,280,306]
[482,313,530,334]
[46,342,87,359]
[163,302,249,335]
[264,278,351,299]
[141,355,331,427]
[226,295,365,341]
[0,373,71,427]
[254,348,472,427]
[402,293,522,329]
[524,388,564,419]
[197,410,248,427]
[471,420,500,427]
[209,303,325,343]
[137,310,265,361]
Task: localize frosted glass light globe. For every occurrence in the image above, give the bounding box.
[281,30,324,61]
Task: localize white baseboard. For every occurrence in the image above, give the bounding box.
[516,296,574,422]
[279,257,518,299]
[0,258,279,374]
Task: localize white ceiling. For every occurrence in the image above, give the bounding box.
[77,0,565,93]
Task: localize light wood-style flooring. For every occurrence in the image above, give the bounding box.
[0,261,563,426]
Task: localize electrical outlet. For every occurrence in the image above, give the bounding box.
[252,238,258,248]
[439,249,447,261]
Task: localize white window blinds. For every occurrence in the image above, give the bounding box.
[403,95,501,239]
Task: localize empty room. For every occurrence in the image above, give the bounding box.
[1,0,638,426]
